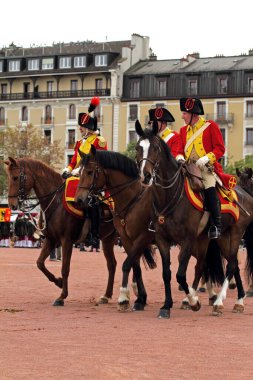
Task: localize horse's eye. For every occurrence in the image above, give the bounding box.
[13,176,18,181]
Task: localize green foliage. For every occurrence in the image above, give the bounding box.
[224,155,253,174]
[0,124,64,196]
[122,141,136,160]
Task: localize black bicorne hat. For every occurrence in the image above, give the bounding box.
[180,98,204,115]
[148,107,175,123]
[78,97,100,131]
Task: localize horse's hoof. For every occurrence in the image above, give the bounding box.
[229,283,236,290]
[233,304,244,313]
[198,287,206,293]
[96,296,110,305]
[212,305,224,316]
[53,299,64,306]
[178,284,183,291]
[191,301,201,312]
[209,295,217,306]
[180,301,191,310]
[246,291,253,297]
[157,309,170,319]
[117,301,130,312]
[132,302,145,311]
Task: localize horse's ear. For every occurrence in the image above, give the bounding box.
[235,168,241,177]
[152,121,159,135]
[5,157,17,168]
[90,144,96,157]
[135,120,144,137]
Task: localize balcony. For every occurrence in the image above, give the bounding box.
[0,89,111,102]
[41,116,54,125]
[66,142,75,149]
[0,118,7,127]
[206,113,234,124]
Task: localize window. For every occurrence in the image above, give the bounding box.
[21,106,28,122]
[42,58,54,70]
[130,79,140,98]
[95,55,107,67]
[44,130,52,144]
[9,60,20,72]
[69,104,76,120]
[0,61,3,72]
[67,130,76,149]
[94,104,101,122]
[188,79,198,95]
[220,128,226,145]
[1,84,7,97]
[0,107,5,125]
[45,105,52,123]
[248,78,253,94]
[74,56,86,68]
[70,80,78,93]
[28,59,39,71]
[246,101,253,118]
[67,155,73,164]
[217,101,226,120]
[59,57,71,68]
[217,77,228,94]
[128,105,138,121]
[96,79,103,91]
[129,131,137,143]
[246,128,253,145]
[47,81,53,95]
[157,79,166,97]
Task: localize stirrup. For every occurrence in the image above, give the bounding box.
[148,221,156,232]
[208,225,221,239]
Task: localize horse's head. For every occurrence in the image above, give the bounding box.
[75,145,106,207]
[135,120,160,186]
[4,157,34,210]
[236,167,253,196]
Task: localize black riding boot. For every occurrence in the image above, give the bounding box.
[204,187,222,239]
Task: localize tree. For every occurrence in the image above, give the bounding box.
[122,141,136,160]
[0,124,64,196]
[224,155,253,175]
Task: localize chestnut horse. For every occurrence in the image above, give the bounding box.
[135,121,253,317]
[5,157,118,306]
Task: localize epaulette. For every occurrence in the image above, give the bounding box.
[97,136,107,148]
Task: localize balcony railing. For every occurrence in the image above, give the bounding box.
[206,113,234,124]
[0,118,7,126]
[41,116,55,125]
[66,142,75,149]
[0,89,111,102]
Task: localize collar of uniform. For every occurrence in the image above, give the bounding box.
[186,116,206,132]
[159,126,172,139]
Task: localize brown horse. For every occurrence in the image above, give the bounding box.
[5,157,118,306]
[135,120,253,317]
[236,167,253,296]
[75,147,158,312]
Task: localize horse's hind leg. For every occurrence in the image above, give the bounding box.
[232,264,245,313]
[131,259,147,311]
[36,238,63,289]
[96,229,117,305]
[53,240,73,306]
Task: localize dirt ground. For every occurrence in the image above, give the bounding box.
[0,245,253,380]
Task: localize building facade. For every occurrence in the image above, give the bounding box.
[0,34,151,168]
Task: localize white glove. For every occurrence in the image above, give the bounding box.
[71,167,80,176]
[196,155,209,169]
[62,167,70,175]
[176,155,186,164]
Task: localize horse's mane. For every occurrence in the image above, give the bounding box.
[85,151,140,179]
[18,157,62,182]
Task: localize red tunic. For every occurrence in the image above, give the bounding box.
[159,127,181,158]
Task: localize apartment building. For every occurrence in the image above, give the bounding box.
[121,51,253,166]
[0,34,151,168]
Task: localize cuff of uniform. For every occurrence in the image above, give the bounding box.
[67,166,72,171]
[206,152,216,164]
[176,154,185,161]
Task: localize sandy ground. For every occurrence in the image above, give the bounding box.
[0,245,253,380]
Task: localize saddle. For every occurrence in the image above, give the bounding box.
[183,162,204,192]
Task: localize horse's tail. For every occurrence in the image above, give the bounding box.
[142,245,157,270]
[203,240,225,286]
[244,221,253,283]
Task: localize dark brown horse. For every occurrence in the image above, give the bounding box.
[135,121,253,317]
[5,157,118,306]
[236,167,253,296]
[75,147,157,312]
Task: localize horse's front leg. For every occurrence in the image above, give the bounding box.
[131,258,147,311]
[36,238,63,289]
[96,228,117,305]
[118,250,136,312]
[53,240,73,306]
[177,242,201,312]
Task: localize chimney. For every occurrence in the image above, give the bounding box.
[149,53,157,61]
[188,52,200,59]
[249,49,253,56]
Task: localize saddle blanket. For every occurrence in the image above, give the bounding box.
[62,177,84,219]
[185,177,239,221]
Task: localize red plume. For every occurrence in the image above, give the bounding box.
[88,97,100,113]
